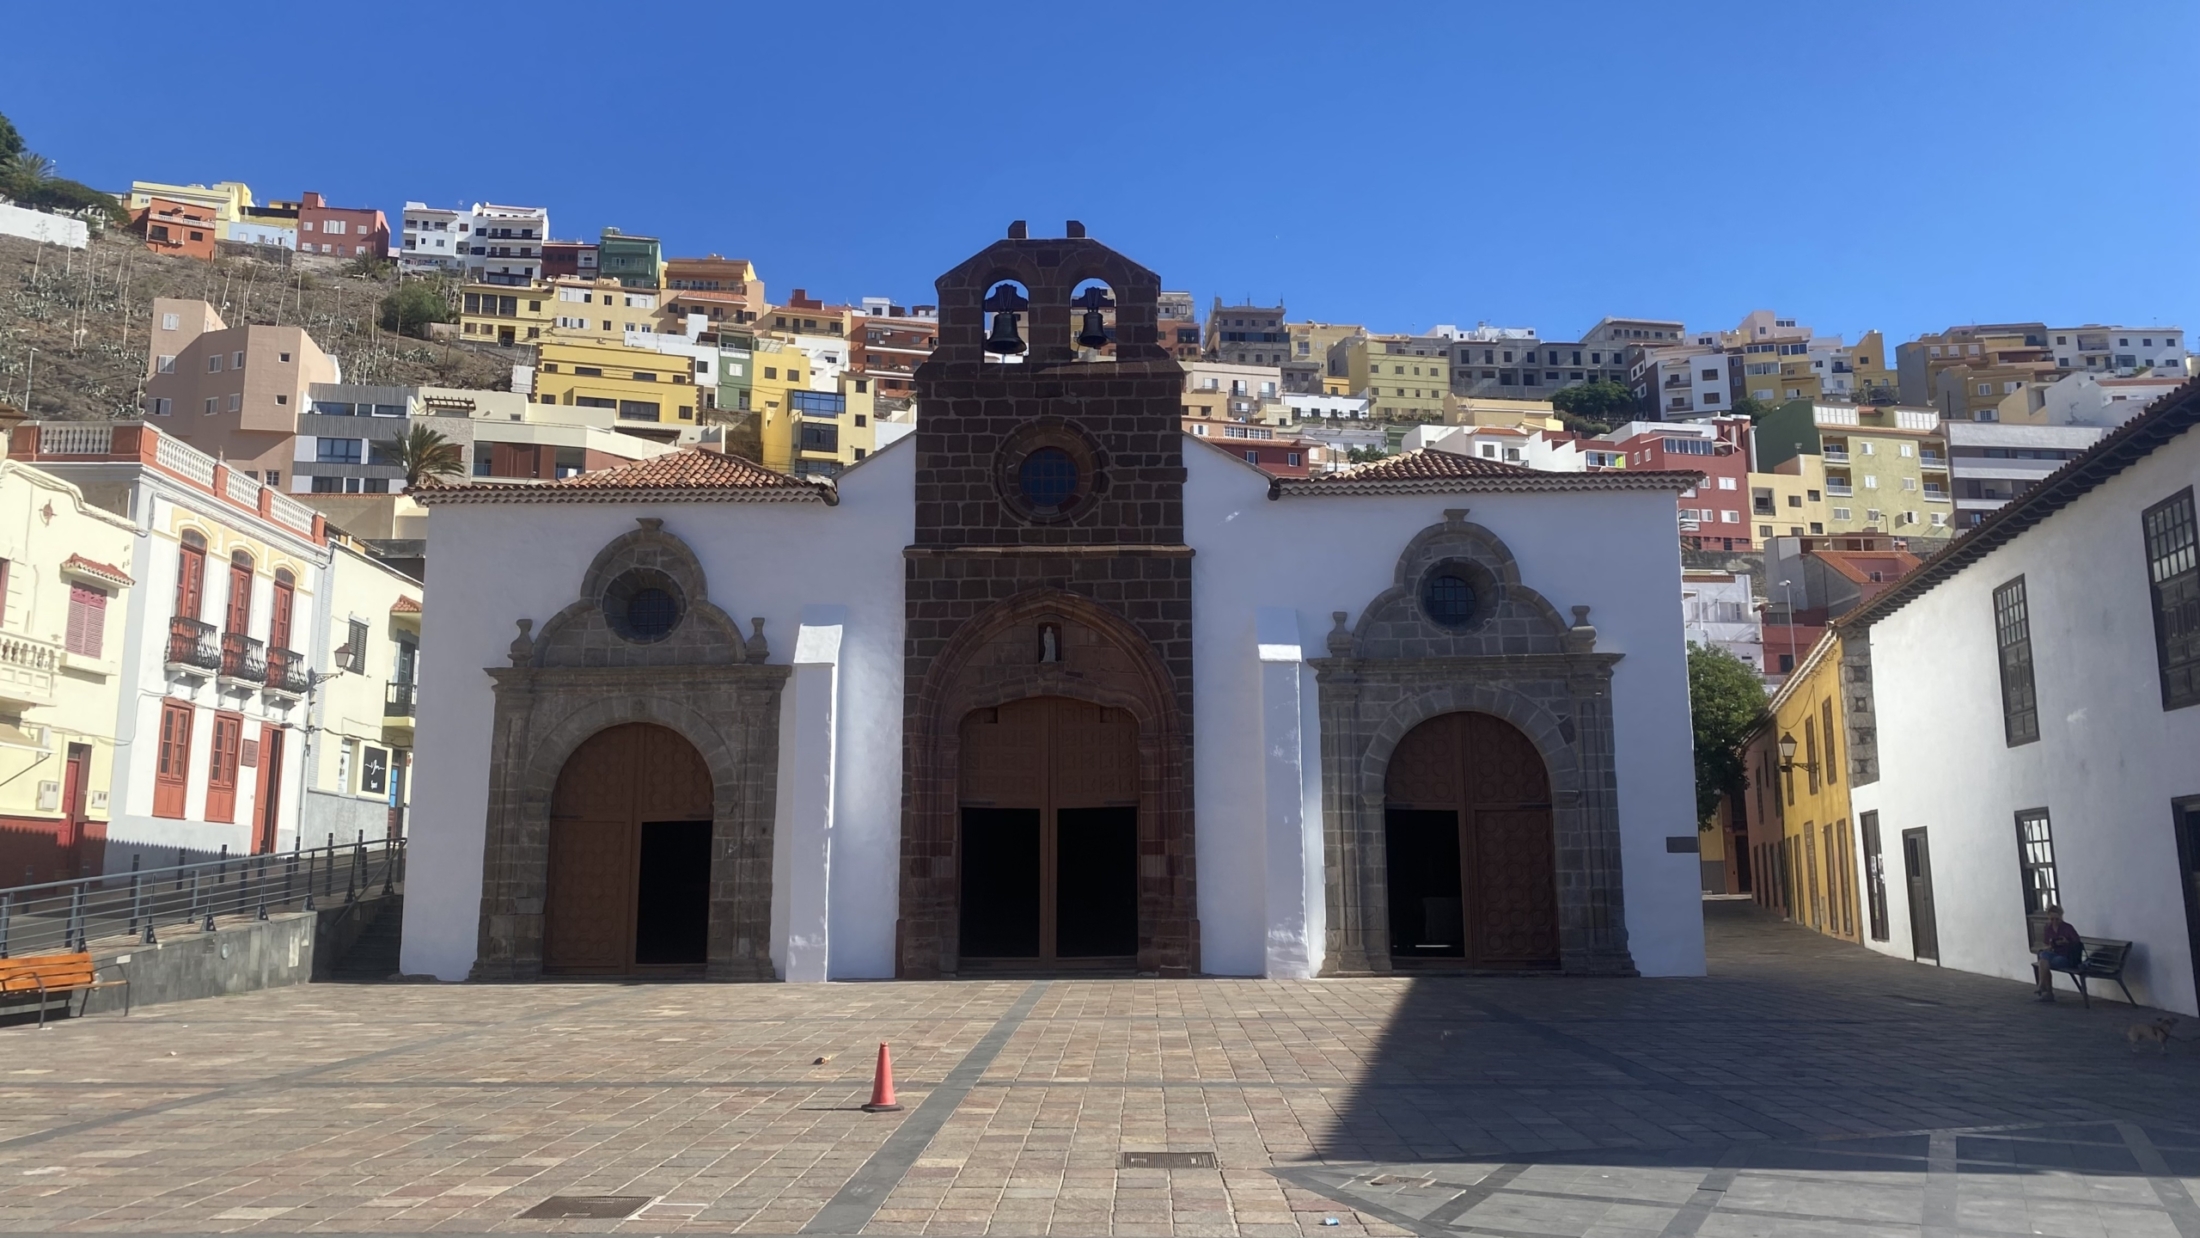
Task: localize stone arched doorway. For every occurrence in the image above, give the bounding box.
[542,723,715,974]
[1383,711,1560,968]
[957,697,1140,967]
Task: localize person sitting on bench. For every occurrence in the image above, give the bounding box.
[2034,905,2083,1002]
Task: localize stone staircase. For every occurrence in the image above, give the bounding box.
[329,895,404,981]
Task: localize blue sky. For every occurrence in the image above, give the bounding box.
[7,1,2195,345]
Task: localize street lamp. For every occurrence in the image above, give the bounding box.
[1777,731,1816,774]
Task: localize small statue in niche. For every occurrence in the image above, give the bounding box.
[1038,623,1061,664]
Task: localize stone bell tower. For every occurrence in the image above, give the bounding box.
[895,222,1198,978]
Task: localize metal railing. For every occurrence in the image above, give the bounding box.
[0,836,404,961]
[166,616,219,671]
[385,681,418,717]
[266,647,311,696]
[219,630,268,683]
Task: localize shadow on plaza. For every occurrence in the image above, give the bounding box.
[1310,899,2200,1184]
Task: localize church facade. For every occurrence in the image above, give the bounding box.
[401,227,1710,982]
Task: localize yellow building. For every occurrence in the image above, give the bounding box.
[459,282,554,346]
[1851,330,1896,402]
[1757,402,1951,538]
[533,337,706,434]
[310,542,422,839]
[545,278,667,340]
[1742,631,1859,943]
[1441,395,1563,431]
[1332,334,1450,421]
[0,454,138,882]
[126,180,253,224]
[1747,453,1831,541]
[750,341,875,478]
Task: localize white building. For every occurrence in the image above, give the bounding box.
[1946,422,2107,526]
[2034,371,2185,426]
[464,204,549,286]
[1845,384,2200,1013]
[1285,392,1368,422]
[397,230,1711,986]
[1630,344,1732,421]
[11,426,420,870]
[398,203,467,274]
[2046,325,2186,377]
[1683,570,1763,672]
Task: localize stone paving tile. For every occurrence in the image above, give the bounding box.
[1,903,2199,1234]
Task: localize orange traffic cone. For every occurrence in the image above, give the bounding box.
[862,1041,904,1112]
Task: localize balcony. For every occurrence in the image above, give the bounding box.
[1825,481,1855,497]
[385,681,418,745]
[165,617,220,676]
[218,630,267,685]
[264,648,311,698]
[1918,453,1948,469]
[0,632,62,709]
[1822,448,1851,463]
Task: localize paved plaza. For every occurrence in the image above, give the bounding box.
[3,901,2200,1236]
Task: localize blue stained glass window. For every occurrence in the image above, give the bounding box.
[1019,448,1078,510]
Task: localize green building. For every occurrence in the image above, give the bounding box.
[597,228,663,289]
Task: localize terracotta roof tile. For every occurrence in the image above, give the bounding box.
[60,554,134,586]
[413,449,832,505]
[1269,448,1703,496]
[390,596,422,614]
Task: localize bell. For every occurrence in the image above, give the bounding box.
[985,309,1026,356]
[1077,308,1110,350]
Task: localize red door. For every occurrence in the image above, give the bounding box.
[226,559,253,633]
[175,541,206,620]
[254,726,285,854]
[154,702,193,819]
[60,744,90,876]
[270,575,294,652]
[205,712,243,823]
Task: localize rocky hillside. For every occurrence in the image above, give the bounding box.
[0,230,509,421]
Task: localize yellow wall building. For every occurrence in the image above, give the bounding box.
[1748,453,1831,541]
[1442,395,1563,431]
[459,283,554,346]
[533,337,706,434]
[0,456,138,882]
[1333,334,1451,420]
[1743,631,1860,943]
[126,181,254,225]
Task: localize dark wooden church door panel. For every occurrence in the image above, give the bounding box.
[544,723,714,974]
[1469,808,1561,963]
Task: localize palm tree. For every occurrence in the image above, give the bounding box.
[392,425,464,489]
[4,151,54,185]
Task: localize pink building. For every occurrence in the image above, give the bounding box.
[141,297,337,485]
[296,191,389,259]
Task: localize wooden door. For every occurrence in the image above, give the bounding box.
[1903,827,1939,962]
[205,712,243,824]
[957,697,1139,965]
[255,726,284,854]
[543,723,713,974]
[175,540,206,620]
[225,557,252,633]
[154,701,193,819]
[269,575,294,652]
[1384,712,1559,968]
[2173,799,2200,1011]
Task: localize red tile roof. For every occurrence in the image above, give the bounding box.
[390,595,422,614]
[413,449,833,505]
[60,554,134,586]
[1268,448,1703,496]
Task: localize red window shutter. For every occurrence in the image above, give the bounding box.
[206,713,242,823]
[175,546,205,618]
[66,584,107,658]
[270,581,294,651]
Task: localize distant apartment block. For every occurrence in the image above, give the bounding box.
[296,191,388,259]
[140,298,338,485]
[465,204,549,284]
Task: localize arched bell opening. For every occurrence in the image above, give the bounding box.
[1383,710,1561,970]
[1069,278,1116,361]
[982,279,1031,365]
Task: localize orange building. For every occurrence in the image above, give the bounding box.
[135,198,219,261]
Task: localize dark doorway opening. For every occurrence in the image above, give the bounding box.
[634,820,711,965]
[1383,711,1559,969]
[2172,798,2200,1011]
[960,808,1040,958]
[957,697,1139,971]
[1902,827,1939,962]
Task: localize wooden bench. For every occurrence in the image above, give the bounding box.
[0,952,130,1028]
[2046,937,2136,1008]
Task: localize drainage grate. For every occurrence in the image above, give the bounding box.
[1119,1151,1216,1169]
[518,1195,654,1219]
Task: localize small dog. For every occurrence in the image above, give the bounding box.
[2127,1017,2179,1055]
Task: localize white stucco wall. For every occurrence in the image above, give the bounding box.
[1854,431,2200,1013]
[400,448,911,981]
[1183,448,1708,977]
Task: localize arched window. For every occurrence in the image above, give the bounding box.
[270,568,296,652]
